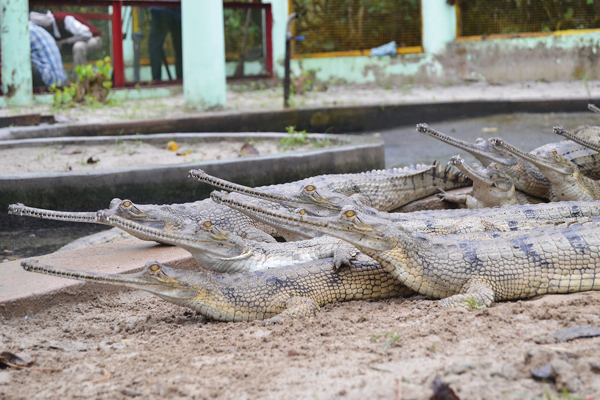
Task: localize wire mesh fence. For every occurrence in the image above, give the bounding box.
[132,4,267,81]
[458,0,600,38]
[223,7,265,62]
[290,0,422,56]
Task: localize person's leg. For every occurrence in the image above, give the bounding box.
[170,17,183,79]
[149,10,168,80]
[73,41,87,66]
[31,63,45,87]
[84,37,103,57]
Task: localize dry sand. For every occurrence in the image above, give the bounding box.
[0,138,314,175]
[1,280,599,400]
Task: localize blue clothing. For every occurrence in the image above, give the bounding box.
[29,21,66,86]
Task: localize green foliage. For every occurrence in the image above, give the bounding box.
[503,386,585,399]
[223,8,263,58]
[583,73,591,97]
[371,332,400,351]
[279,126,310,149]
[279,126,333,150]
[459,0,600,37]
[291,0,422,54]
[461,296,484,310]
[50,56,114,109]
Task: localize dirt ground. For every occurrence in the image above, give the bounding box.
[0,137,312,175]
[1,280,599,400]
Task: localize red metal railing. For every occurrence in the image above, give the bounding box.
[24,0,273,89]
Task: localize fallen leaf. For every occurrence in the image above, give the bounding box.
[239,142,260,157]
[166,141,179,151]
[432,376,460,400]
[3,250,12,254]
[549,325,600,342]
[176,150,193,156]
[0,352,34,369]
[0,351,60,372]
[530,364,554,381]
[86,156,99,164]
[482,127,498,133]
[91,368,111,383]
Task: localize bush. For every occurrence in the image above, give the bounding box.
[50,56,114,108]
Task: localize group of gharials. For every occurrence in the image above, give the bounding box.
[11,105,600,323]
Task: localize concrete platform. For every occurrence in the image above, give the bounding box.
[0,238,194,310]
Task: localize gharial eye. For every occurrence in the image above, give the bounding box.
[298,209,306,215]
[122,201,132,208]
[345,210,356,218]
[203,221,212,228]
[148,264,160,272]
[305,185,315,192]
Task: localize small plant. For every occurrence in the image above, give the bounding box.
[371,332,400,351]
[279,126,310,149]
[78,149,88,165]
[462,295,484,310]
[50,56,114,109]
[583,73,591,97]
[312,137,332,148]
[382,332,400,351]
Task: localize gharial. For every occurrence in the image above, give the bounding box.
[212,191,600,308]
[187,169,600,236]
[212,180,600,236]
[8,197,280,244]
[491,138,600,202]
[21,257,413,323]
[416,123,600,201]
[94,200,600,273]
[96,211,357,273]
[189,160,472,215]
[8,162,472,243]
[437,155,544,208]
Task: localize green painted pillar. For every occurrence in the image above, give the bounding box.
[421,0,456,54]
[263,0,288,78]
[181,0,226,109]
[1,0,33,106]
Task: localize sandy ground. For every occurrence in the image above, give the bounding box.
[0,137,318,175]
[2,80,600,125]
[1,281,599,400]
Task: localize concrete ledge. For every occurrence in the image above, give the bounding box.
[0,133,384,230]
[1,97,599,141]
[0,238,194,316]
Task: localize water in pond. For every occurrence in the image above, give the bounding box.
[373,112,600,168]
[3,112,599,261]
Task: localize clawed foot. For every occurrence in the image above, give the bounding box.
[261,316,283,326]
[436,188,448,200]
[332,247,358,270]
